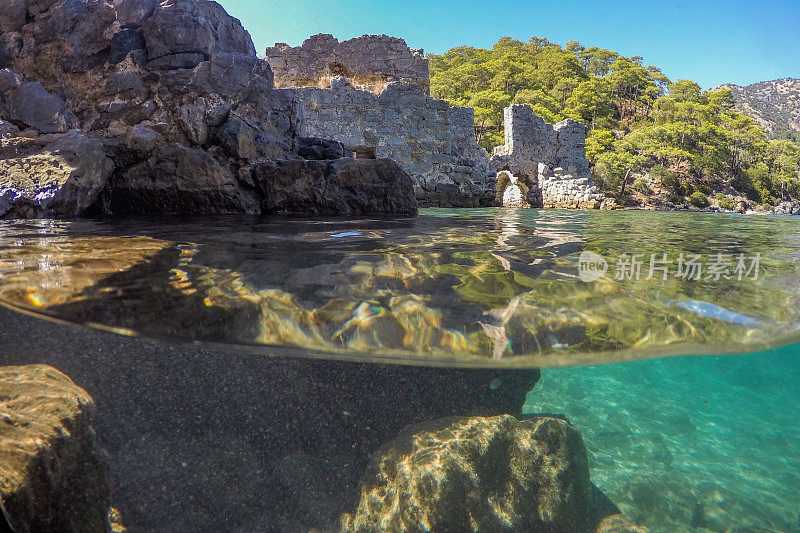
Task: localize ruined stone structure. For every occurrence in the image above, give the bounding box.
[278,77,495,207]
[492,105,612,209]
[266,34,430,94]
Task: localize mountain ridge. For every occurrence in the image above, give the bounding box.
[710,78,800,139]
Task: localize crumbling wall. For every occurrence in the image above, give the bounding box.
[492,105,611,209]
[266,34,429,94]
[277,78,495,207]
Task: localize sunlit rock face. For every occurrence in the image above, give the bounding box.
[266,33,430,94]
[341,415,594,532]
[0,364,111,533]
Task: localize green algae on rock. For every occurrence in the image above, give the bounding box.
[0,364,110,533]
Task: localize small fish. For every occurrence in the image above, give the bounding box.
[330,231,362,238]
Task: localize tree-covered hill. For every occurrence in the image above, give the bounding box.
[428,37,800,209]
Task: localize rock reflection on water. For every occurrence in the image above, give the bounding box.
[1,209,800,367]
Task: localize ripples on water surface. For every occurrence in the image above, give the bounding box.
[1,208,800,531]
[1,208,800,366]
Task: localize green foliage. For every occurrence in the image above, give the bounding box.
[716,193,736,210]
[688,191,710,208]
[666,192,684,205]
[632,177,651,194]
[429,36,800,202]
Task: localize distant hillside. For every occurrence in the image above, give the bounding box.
[712,78,800,140]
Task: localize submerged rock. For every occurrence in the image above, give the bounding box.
[341,415,592,533]
[0,364,110,533]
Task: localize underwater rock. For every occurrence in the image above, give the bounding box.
[0,364,110,533]
[252,158,418,216]
[594,514,648,532]
[341,414,592,532]
[0,131,114,218]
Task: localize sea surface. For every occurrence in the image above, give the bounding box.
[0,208,798,531]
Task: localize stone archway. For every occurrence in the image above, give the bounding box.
[496,170,530,208]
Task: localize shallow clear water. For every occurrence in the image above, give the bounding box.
[1,208,800,366]
[526,343,800,532]
[1,208,799,531]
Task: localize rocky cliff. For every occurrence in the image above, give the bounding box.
[712,78,800,138]
[0,0,416,218]
[266,33,429,94]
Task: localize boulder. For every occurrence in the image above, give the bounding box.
[0,131,113,217]
[0,364,111,533]
[98,141,260,215]
[21,0,119,73]
[4,82,71,134]
[252,158,418,216]
[0,0,26,33]
[115,0,158,27]
[141,0,256,67]
[341,415,592,533]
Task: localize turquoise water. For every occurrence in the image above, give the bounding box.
[527,344,800,532]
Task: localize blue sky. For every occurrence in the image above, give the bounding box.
[218,0,799,89]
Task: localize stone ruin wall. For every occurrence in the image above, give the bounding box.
[265,35,604,210]
[491,105,612,209]
[276,78,495,207]
[266,34,430,95]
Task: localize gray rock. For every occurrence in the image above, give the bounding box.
[178,99,209,145]
[266,33,430,94]
[0,131,113,217]
[99,142,260,215]
[252,157,417,216]
[0,0,26,33]
[0,119,19,137]
[115,0,158,27]
[109,27,147,65]
[126,124,159,154]
[0,68,22,95]
[145,52,206,71]
[159,52,273,96]
[296,136,353,160]
[24,0,61,16]
[26,0,118,72]
[204,100,231,127]
[142,0,256,64]
[0,32,22,68]
[4,82,71,134]
[215,114,258,159]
